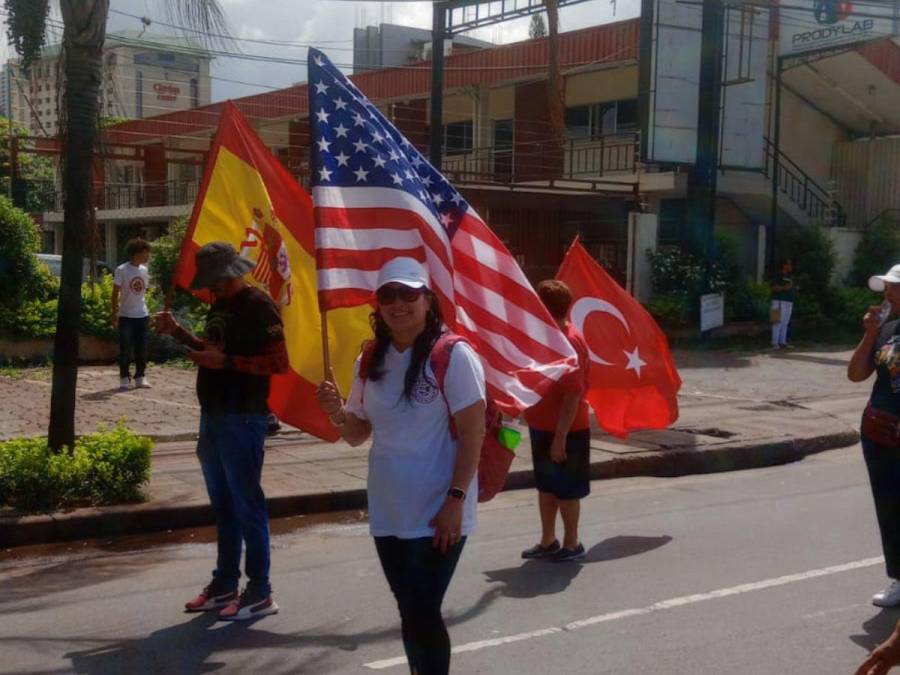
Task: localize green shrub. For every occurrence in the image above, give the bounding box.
[848,215,900,287]
[781,223,835,308]
[828,285,880,333]
[646,294,691,329]
[0,194,50,308]
[80,274,117,340]
[0,423,152,512]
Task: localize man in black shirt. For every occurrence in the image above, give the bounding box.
[156,242,288,621]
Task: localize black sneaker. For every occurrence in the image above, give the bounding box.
[219,587,279,621]
[266,413,281,437]
[550,543,586,562]
[521,540,561,559]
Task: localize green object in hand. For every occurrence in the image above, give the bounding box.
[497,426,522,452]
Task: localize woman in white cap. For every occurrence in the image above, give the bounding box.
[316,257,486,675]
[848,264,900,608]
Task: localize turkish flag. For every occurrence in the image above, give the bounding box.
[556,238,681,438]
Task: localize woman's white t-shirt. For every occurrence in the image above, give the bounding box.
[345,340,486,539]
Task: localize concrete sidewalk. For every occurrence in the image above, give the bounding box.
[0,346,870,547]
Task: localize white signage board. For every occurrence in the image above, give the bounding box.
[641,0,703,165]
[700,292,725,332]
[719,8,770,170]
[779,0,897,57]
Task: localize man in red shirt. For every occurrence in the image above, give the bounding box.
[521,280,591,562]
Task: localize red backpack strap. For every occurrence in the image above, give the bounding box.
[358,339,376,382]
[357,339,376,404]
[429,333,468,395]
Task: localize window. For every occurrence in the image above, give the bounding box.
[493,118,513,150]
[565,105,593,140]
[565,99,638,139]
[443,120,473,156]
[616,99,638,132]
[190,78,198,108]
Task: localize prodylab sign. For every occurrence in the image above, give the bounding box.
[779,0,897,57]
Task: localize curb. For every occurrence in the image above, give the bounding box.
[0,430,859,548]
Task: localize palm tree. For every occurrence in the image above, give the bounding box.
[4,0,229,451]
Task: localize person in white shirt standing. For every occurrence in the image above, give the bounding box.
[316,258,486,675]
[111,238,152,390]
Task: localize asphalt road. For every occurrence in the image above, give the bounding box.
[2,442,896,675]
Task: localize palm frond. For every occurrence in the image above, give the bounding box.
[164,0,236,50]
[4,0,51,68]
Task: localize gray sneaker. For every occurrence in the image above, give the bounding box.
[873,579,900,607]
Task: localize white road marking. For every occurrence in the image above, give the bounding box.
[362,556,884,670]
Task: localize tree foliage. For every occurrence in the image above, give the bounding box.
[3,0,50,68]
[0,193,53,309]
[848,214,900,287]
[529,13,547,38]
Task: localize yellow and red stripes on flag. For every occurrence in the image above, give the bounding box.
[172,102,371,441]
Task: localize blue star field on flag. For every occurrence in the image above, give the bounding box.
[307,48,468,238]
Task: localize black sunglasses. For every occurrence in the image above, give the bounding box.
[376,284,425,305]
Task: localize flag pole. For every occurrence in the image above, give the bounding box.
[321,310,333,382]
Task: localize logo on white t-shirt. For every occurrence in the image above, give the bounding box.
[129,276,146,294]
[412,377,439,405]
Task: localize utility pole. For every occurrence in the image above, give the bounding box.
[686,0,725,289]
[768,55,783,275]
[430,2,448,168]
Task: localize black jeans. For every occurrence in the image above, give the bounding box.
[862,437,900,579]
[118,316,149,379]
[374,536,466,675]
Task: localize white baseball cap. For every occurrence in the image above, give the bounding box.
[376,257,429,290]
[869,264,900,292]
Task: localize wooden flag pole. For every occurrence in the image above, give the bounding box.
[321,310,333,383]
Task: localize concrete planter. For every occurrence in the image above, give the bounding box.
[0,333,117,363]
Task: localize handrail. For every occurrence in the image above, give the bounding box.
[764,137,846,227]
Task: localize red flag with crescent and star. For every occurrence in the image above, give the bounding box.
[556,238,681,438]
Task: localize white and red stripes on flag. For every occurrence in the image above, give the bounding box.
[308,48,576,413]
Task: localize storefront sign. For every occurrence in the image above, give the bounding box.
[153,83,180,101]
[779,0,896,56]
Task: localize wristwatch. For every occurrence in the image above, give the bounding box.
[446,487,466,501]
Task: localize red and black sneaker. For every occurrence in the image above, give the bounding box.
[218,587,279,621]
[184,582,238,612]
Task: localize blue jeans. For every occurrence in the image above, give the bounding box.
[197,412,271,595]
[118,316,148,379]
[862,436,900,579]
[374,536,466,675]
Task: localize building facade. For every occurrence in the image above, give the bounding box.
[3,31,211,136]
[27,20,900,289]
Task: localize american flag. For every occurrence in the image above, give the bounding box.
[308,48,576,413]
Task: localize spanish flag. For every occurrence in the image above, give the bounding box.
[173,102,371,441]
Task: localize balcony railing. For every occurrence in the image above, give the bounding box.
[441,133,639,185]
[45,180,201,213]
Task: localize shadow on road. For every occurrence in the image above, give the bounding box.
[5,587,500,674]
[583,535,673,563]
[483,535,673,599]
[81,387,127,402]
[770,352,851,368]
[849,609,900,654]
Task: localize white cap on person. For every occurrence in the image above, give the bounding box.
[376,257,429,290]
[869,264,900,292]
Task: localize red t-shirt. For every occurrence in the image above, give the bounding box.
[523,323,591,433]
